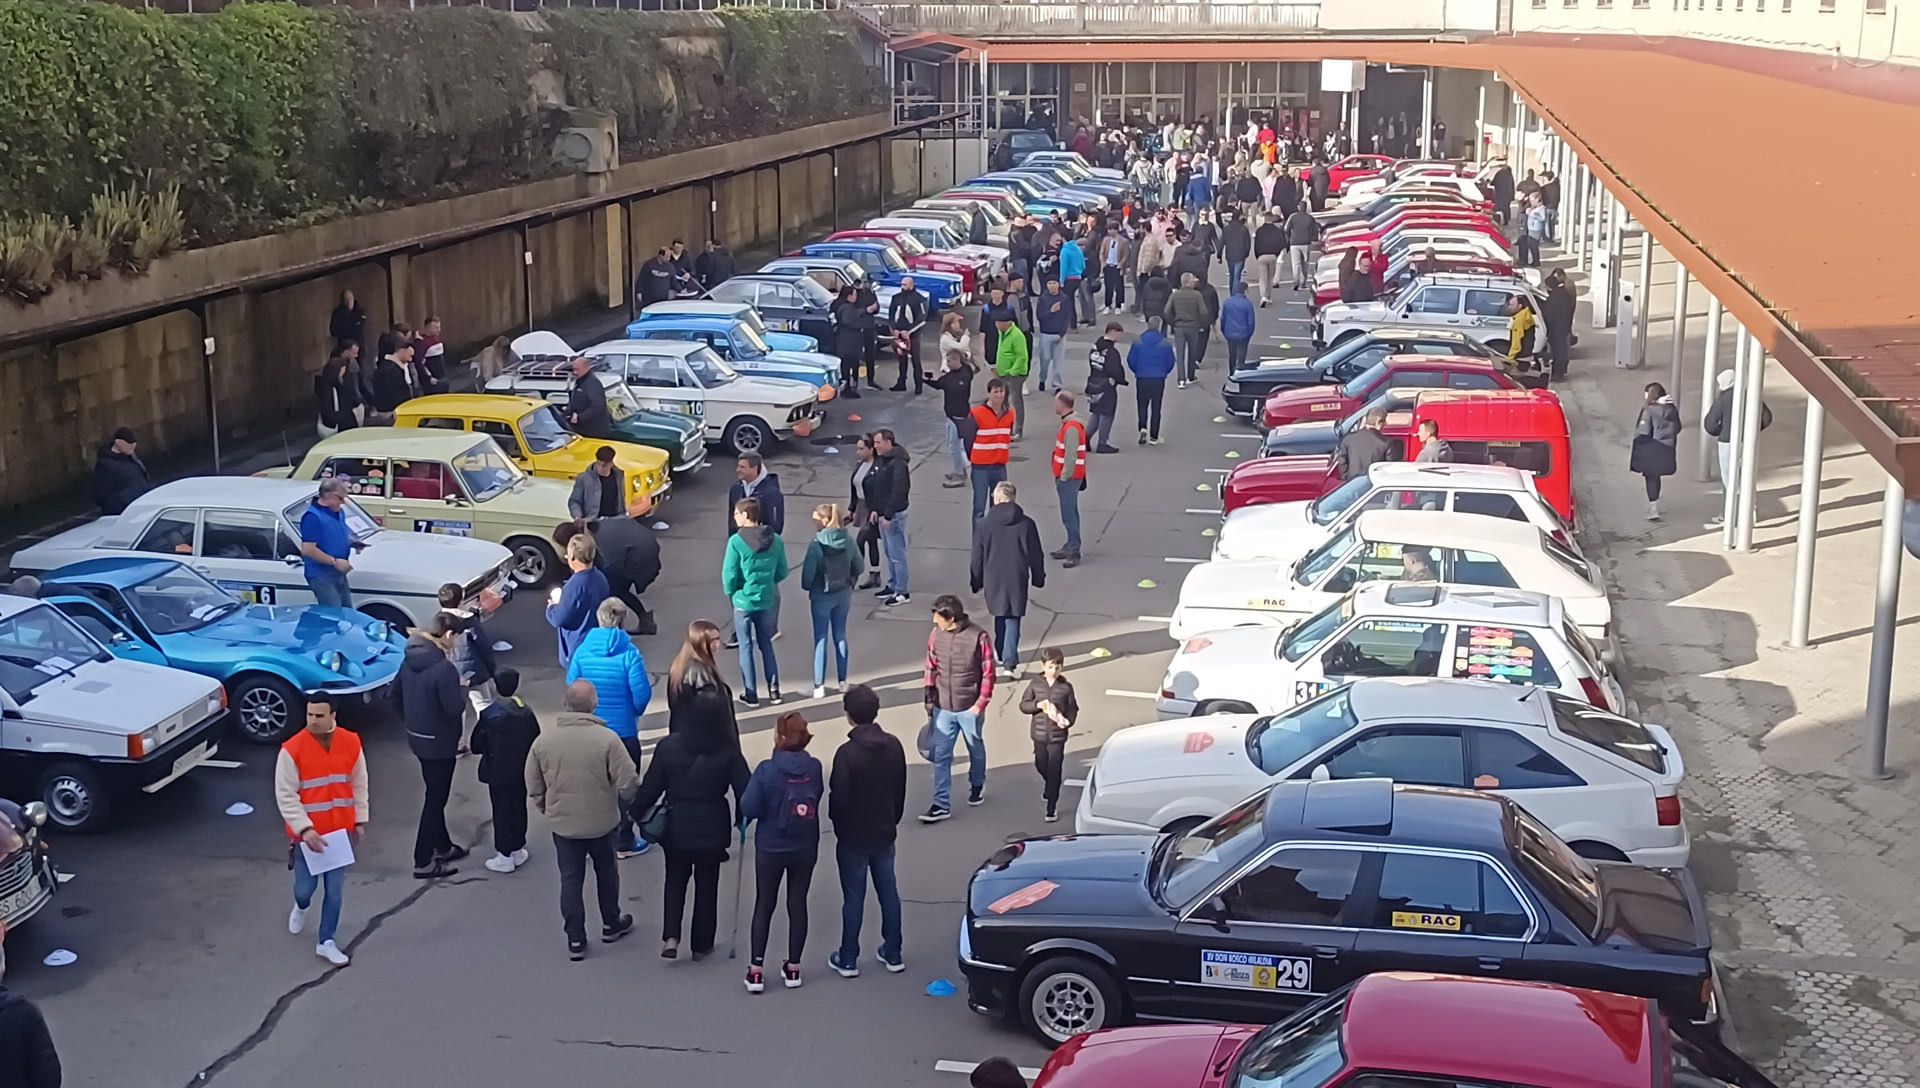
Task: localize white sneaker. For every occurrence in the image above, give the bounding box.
[288,903,308,935]
[315,940,350,967]
[485,853,516,873]
[510,848,529,868]
[812,685,827,700]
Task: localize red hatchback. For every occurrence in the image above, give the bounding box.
[1260,355,1517,430]
[1325,153,1396,192]
[1029,972,1776,1088]
[820,230,978,299]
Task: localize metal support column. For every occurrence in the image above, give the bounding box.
[829,149,839,232]
[1695,297,1722,481]
[1420,68,1434,158]
[623,200,636,321]
[1570,163,1585,265]
[917,137,926,198]
[1475,82,1486,165]
[1734,336,1765,552]
[1635,235,1654,365]
[519,222,534,333]
[1861,474,1905,779]
[1515,100,1529,175]
[1787,405,1824,648]
[195,301,222,473]
[977,50,990,169]
[1720,324,1750,547]
[1667,266,1690,401]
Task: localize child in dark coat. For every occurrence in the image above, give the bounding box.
[1017,647,1079,822]
[469,668,541,873]
[738,712,825,992]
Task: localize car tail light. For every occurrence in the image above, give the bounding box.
[1161,688,1178,701]
[1182,637,1213,655]
[1548,527,1572,548]
[1578,676,1612,712]
[1656,794,1683,827]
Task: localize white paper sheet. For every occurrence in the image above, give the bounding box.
[299,829,356,875]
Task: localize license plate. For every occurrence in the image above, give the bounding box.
[173,741,210,778]
[479,588,504,612]
[0,879,43,919]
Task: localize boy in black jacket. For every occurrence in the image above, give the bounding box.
[1018,647,1079,822]
[470,668,541,874]
[827,683,908,977]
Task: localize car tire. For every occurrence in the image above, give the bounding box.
[39,762,111,832]
[358,603,412,636]
[1330,330,1361,347]
[724,417,774,455]
[1568,841,1630,863]
[1194,700,1257,716]
[231,674,303,745]
[1018,955,1123,1046]
[506,537,560,587]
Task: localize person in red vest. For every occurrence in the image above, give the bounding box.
[967,378,1015,531]
[274,694,369,968]
[1049,391,1088,568]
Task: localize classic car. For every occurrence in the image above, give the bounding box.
[867,215,1009,277]
[706,274,839,346]
[1260,355,1516,431]
[393,394,672,509]
[628,299,819,352]
[1316,272,1545,355]
[824,229,982,298]
[795,241,965,306]
[577,337,822,454]
[489,340,708,479]
[621,313,840,398]
[1220,328,1498,418]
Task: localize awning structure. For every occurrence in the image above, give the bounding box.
[892,30,989,63]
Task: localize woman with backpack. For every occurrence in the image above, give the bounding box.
[737,711,824,993]
[801,503,864,700]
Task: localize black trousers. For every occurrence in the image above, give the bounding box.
[1226,337,1251,373]
[749,847,818,966]
[1034,739,1066,806]
[861,332,877,380]
[856,517,881,568]
[413,757,455,868]
[838,348,861,388]
[489,779,528,856]
[1132,271,1148,313]
[1642,473,1664,501]
[1516,234,1540,267]
[555,831,622,944]
[894,331,923,391]
[1547,328,1572,379]
[1103,266,1126,308]
[605,573,653,631]
[662,847,725,952]
[1135,378,1166,438]
[615,735,643,849]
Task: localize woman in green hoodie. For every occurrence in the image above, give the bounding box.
[721,497,789,706]
[800,502,864,700]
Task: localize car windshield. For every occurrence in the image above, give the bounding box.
[0,605,111,703]
[1231,990,1349,1088]
[453,438,525,501]
[1154,789,1271,908]
[1296,526,1356,586]
[1311,336,1364,374]
[1309,476,1372,527]
[1245,688,1358,773]
[733,308,771,336]
[282,498,381,543]
[1510,805,1603,937]
[788,277,834,307]
[889,233,929,256]
[876,247,909,272]
[127,566,243,634]
[683,346,738,389]
[603,380,643,420]
[1339,361,1391,399]
[516,408,575,455]
[730,322,771,358]
[1280,598,1353,663]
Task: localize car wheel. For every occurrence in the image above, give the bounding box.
[1331,330,1361,347]
[231,675,303,745]
[39,762,110,832]
[507,537,560,587]
[1194,699,1257,716]
[358,603,413,636]
[725,417,773,455]
[1018,956,1123,1046]
[1569,841,1630,862]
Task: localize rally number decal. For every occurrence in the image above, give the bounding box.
[1293,680,1333,704]
[220,582,278,605]
[412,519,474,537]
[1201,950,1312,993]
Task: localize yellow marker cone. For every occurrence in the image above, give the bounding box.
[1088,647,1113,659]
[1212,416,1226,423]
[1280,342,1292,349]
[1201,527,1218,538]
[1136,579,1158,589]
[1196,483,1214,492]
[1225,450,1242,460]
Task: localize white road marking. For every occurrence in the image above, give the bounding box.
[1062,778,1087,788]
[1184,507,1219,515]
[1219,432,1257,438]
[1105,688,1159,699]
[1164,556,1204,564]
[1205,467,1231,474]
[200,759,246,769]
[1266,319,1317,326]
[1136,614,1173,623]
[936,1061,1046,1080]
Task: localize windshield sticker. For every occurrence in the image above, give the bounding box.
[219,582,280,605]
[987,880,1059,915]
[412,520,473,537]
[1391,911,1463,932]
[1311,402,1344,413]
[1201,950,1312,992]
[1183,732,1216,755]
[1293,679,1335,704]
[1455,626,1536,682]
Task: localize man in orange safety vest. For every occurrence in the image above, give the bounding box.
[1049,390,1088,568]
[274,694,369,968]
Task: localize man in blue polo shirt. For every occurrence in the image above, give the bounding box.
[300,479,356,608]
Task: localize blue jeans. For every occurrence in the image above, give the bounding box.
[308,571,352,609]
[1227,259,1246,295]
[945,417,968,477]
[732,606,778,697]
[930,708,986,810]
[993,616,1023,672]
[1056,477,1081,553]
[1033,332,1064,391]
[809,591,851,688]
[970,464,1006,530]
[293,845,346,945]
[880,511,910,594]
[835,841,902,965]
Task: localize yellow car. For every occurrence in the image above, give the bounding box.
[394,394,671,511]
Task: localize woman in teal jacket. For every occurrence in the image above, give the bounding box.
[564,597,654,854]
[721,496,790,706]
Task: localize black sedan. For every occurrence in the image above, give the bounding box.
[1261,388,1419,458]
[960,778,1719,1046]
[1223,328,1498,418]
[708,274,839,347]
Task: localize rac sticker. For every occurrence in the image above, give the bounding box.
[987,880,1059,915]
[1391,910,1463,932]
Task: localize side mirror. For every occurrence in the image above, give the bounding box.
[281,555,302,566]
[1204,896,1232,931]
[1310,764,1332,782]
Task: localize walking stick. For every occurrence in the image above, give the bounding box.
[727,825,747,960]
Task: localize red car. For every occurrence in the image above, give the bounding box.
[820,230,979,299]
[1260,354,1518,430]
[1309,252,1524,309]
[1322,208,1505,250]
[1221,453,1342,514]
[1323,153,1395,192]
[1029,972,1776,1088]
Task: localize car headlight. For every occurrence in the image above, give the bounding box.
[127,726,159,759]
[317,649,347,673]
[22,801,49,828]
[364,619,389,642]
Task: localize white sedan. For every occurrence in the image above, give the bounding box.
[1077,677,1689,866]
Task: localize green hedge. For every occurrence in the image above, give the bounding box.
[0,1,883,254]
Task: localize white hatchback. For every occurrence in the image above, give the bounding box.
[1158,582,1626,719]
[1317,272,1545,356]
[1077,677,1689,866]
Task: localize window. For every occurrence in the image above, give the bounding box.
[1510,807,1600,936]
[1447,440,1554,477]
[413,416,464,432]
[1320,619,1448,680]
[1248,688,1361,774]
[1221,849,1364,926]
[1406,288,1460,316]
[132,510,197,556]
[1385,370,1445,390]
[1321,542,1448,594]
[61,606,124,648]
[1450,491,1527,521]
[1448,369,1506,390]
[200,509,284,561]
[1321,727,1468,787]
[472,419,525,459]
[1453,625,1559,688]
[1462,289,1511,317]
[1359,488,1446,516]
[1541,534,1593,582]
[125,566,242,635]
[1367,851,1529,938]
[320,456,388,499]
[1296,526,1357,588]
[1452,549,1519,589]
[622,353,683,390]
[1472,728,1584,790]
[1547,693,1667,773]
[391,460,456,502]
[1280,599,1351,663]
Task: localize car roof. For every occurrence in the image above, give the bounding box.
[583,339,706,359]
[0,594,57,622]
[1356,327,1474,345]
[631,315,736,330]
[1378,353,1497,369]
[1410,271,1534,288]
[122,476,329,514]
[40,556,185,589]
[640,301,749,317]
[398,393,545,417]
[1345,674,1551,727]
[1347,581,1558,630]
[1342,973,1655,1088]
[306,427,501,457]
[1260,778,1514,853]
[1365,461,1534,491]
[1350,509,1543,550]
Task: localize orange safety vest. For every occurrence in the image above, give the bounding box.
[283,727,363,840]
[969,403,1014,466]
[1052,419,1088,481]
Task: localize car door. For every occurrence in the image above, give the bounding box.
[196,508,307,605]
[1463,288,1516,338]
[1399,286,1462,326]
[1306,725,1470,789]
[1164,846,1366,1023]
[388,458,473,537]
[1447,547,1521,590]
[1345,847,1535,982]
[1446,366,1507,390]
[316,455,393,526]
[470,419,529,468]
[1315,618,1451,691]
[1466,726,1599,836]
[129,508,201,559]
[48,596,170,669]
[616,353,695,418]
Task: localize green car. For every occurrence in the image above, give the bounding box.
[486,366,709,479]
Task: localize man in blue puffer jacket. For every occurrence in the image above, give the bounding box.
[565,597,655,856]
[1219,282,1257,374]
[1126,317,1177,446]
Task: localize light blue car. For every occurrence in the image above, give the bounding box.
[631,300,819,352]
[40,558,406,745]
[621,315,841,393]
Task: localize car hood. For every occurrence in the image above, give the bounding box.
[1264,384,1350,416]
[763,349,840,373]
[1322,301,1391,322]
[720,375,818,408]
[1227,358,1318,388]
[1178,559,1296,613]
[969,834,1160,918]
[1261,420,1342,457]
[1093,714,1263,789]
[1225,456,1333,508]
[1040,1025,1254,1088]
[1214,502,1316,560]
[21,658,221,736]
[354,529,512,582]
[534,438,668,477]
[198,605,402,657]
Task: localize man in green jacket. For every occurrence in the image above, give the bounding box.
[994,315,1031,441]
[721,496,790,705]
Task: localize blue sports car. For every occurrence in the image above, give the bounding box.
[39,558,405,745]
